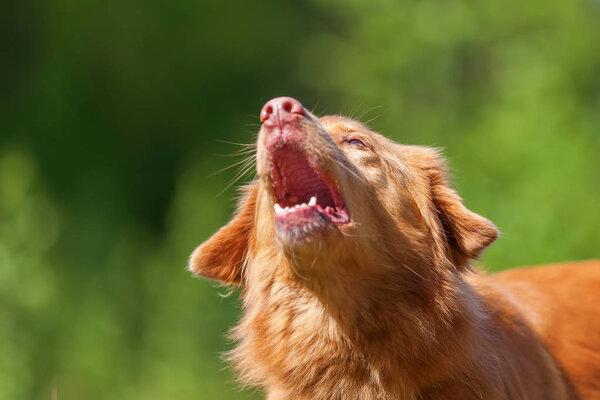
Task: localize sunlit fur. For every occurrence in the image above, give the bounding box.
[189,113,600,399]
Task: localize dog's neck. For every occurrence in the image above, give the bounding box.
[230,251,504,399]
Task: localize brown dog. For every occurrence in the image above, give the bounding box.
[189,97,600,399]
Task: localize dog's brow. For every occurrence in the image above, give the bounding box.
[328,122,366,135]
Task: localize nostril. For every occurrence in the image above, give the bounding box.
[260,97,305,124]
[260,104,274,123]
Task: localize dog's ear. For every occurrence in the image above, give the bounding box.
[412,147,498,267]
[431,173,498,266]
[188,183,258,285]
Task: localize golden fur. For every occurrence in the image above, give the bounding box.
[189,111,600,399]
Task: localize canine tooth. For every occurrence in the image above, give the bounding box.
[274,204,284,214]
[308,196,317,206]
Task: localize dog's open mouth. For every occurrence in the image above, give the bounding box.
[269,145,349,241]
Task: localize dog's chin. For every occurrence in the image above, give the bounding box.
[273,205,346,254]
[274,202,347,242]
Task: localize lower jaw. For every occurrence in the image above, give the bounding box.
[275,202,351,243]
[275,218,331,244]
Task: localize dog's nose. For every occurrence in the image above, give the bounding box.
[260,97,305,127]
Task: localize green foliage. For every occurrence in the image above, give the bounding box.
[0,0,598,398]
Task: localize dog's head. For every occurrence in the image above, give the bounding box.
[189,97,497,292]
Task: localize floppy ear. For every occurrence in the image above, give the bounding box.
[431,174,498,266]
[415,147,498,267]
[188,183,258,285]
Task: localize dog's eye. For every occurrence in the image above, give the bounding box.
[344,138,367,149]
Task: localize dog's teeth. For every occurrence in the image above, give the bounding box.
[274,204,284,214]
[308,196,317,206]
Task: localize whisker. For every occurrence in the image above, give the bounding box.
[216,139,256,148]
[340,233,378,239]
[356,105,383,123]
[328,156,365,183]
[318,151,365,184]
[309,99,321,116]
[338,162,364,183]
[362,113,384,127]
[384,249,426,281]
[216,152,255,158]
[209,156,255,177]
[231,158,256,177]
[215,171,253,197]
[215,158,256,197]
[348,102,365,120]
[216,148,257,157]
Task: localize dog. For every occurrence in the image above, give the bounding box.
[189,96,600,399]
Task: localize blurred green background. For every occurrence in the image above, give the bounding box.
[1,0,599,398]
